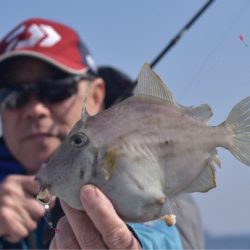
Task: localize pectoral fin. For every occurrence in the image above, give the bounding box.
[98,147,118,181]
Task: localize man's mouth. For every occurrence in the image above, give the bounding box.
[22,132,58,141]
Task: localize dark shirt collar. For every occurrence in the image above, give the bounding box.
[0,137,26,181]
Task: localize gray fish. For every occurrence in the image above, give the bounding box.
[36,63,250,223]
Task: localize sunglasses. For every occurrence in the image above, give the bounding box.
[0,75,94,110]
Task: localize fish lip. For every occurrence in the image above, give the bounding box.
[34,175,47,188]
[35,174,49,192]
[35,176,56,205]
[34,175,54,195]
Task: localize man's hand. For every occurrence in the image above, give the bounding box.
[50,185,141,249]
[0,175,45,242]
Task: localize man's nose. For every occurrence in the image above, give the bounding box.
[22,95,51,119]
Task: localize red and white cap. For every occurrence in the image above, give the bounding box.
[0,18,98,75]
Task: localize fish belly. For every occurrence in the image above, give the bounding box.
[96,146,167,222]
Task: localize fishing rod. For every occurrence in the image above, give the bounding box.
[150,0,216,68]
[114,0,216,104]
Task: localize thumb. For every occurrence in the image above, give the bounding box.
[80,185,141,249]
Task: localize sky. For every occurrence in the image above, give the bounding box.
[1,0,250,237]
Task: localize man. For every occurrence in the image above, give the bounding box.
[0,18,185,249]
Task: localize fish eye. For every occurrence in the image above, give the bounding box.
[69,133,88,147]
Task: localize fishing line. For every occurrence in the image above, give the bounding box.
[178,0,250,102]
[39,203,61,234]
[43,213,60,234]
[36,188,60,234]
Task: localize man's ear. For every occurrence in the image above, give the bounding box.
[86,77,106,116]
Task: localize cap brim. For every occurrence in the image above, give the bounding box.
[0,50,88,75]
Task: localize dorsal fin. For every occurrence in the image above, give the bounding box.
[179,104,213,123]
[135,63,176,105]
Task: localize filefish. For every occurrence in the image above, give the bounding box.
[36,63,250,223]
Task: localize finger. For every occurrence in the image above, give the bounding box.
[2,199,38,234]
[21,176,40,195]
[2,192,42,230]
[23,197,45,220]
[54,216,80,249]
[61,201,107,249]
[19,214,37,233]
[81,185,141,249]
[3,220,29,243]
[0,175,38,199]
[0,206,23,237]
[10,199,39,232]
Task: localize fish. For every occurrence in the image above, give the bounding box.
[36,63,250,223]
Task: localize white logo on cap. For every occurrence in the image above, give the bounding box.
[4,24,61,52]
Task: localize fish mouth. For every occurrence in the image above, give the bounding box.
[35,176,56,206]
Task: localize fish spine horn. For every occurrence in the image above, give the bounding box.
[225,96,250,166]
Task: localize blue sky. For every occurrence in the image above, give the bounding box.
[1,0,250,236]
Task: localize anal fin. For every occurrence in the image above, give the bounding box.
[181,162,217,194]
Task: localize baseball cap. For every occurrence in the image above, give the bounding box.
[0,18,98,75]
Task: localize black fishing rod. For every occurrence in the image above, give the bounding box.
[150,0,216,68]
[113,0,216,104]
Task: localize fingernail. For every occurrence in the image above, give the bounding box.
[81,185,97,202]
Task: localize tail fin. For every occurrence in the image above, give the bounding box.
[225,96,250,166]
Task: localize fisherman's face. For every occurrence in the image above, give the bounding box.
[0,58,104,174]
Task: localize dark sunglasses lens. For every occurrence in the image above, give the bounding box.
[37,80,78,104]
[0,89,29,109]
[0,76,80,109]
